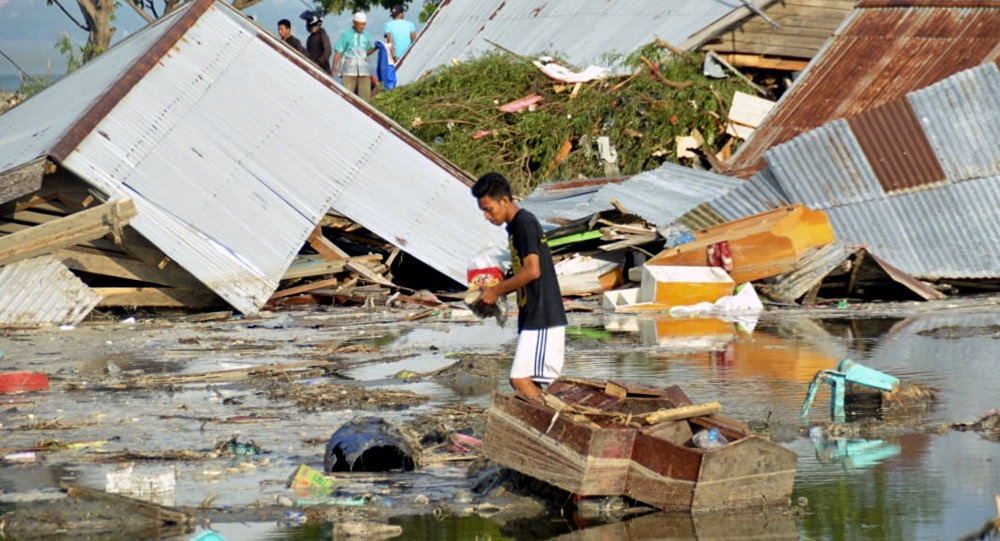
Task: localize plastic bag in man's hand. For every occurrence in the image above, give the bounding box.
[464,289,507,327]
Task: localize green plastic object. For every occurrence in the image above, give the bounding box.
[547,230,602,248]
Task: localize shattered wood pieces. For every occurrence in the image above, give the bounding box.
[85,449,214,462]
[269,382,430,411]
[121,360,337,388]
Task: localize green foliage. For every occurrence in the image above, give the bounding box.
[16,75,52,98]
[372,48,755,196]
[56,31,90,73]
[312,0,439,16]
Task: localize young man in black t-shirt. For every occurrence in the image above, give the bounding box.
[472,173,568,404]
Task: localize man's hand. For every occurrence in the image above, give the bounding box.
[479,285,498,305]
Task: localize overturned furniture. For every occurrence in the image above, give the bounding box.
[647,204,834,283]
[483,378,797,511]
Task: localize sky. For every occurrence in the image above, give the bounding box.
[0,0,408,77]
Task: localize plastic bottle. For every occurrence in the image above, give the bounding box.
[691,428,727,450]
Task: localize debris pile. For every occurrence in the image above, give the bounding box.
[374,48,758,196]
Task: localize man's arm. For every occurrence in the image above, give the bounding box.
[479,253,539,305]
[385,33,396,62]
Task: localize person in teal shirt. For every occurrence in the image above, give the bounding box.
[383,6,417,62]
[332,12,376,101]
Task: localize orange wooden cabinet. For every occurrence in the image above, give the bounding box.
[648,205,835,283]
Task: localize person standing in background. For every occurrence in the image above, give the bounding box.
[332,12,376,101]
[383,6,417,63]
[305,15,332,72]
[277,19,306,55]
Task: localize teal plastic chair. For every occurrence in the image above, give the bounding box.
[800,359,899,422]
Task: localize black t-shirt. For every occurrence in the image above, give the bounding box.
[506,209,568,332]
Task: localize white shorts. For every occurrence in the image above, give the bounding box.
[511,326,565,384]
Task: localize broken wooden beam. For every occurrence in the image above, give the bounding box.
[94,287,220,309]
[0,198,136,266]
[270,277,339,300]
[643,402,722,424]
[57,246,203,288]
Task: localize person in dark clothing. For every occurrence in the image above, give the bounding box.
[305,15,332,72]
[277,19,306,55]
[472,172,568,404]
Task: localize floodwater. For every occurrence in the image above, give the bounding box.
[1,303,999,540]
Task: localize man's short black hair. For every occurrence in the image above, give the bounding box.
[278,19,292,28]
[472,172,512,200]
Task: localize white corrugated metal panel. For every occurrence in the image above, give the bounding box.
[396,0,751,85]
[0,11,180,176]
[520,162,741,229]
[0,255,102,325]
[908,63,1000,184]
[594,163,742,227]
[765,119,884,208]
[56,2,504,313]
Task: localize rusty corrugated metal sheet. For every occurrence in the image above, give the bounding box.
[0,255,102,326]
[724,1,1000,179]
[708,62,1000,279]
[847,98,945,192]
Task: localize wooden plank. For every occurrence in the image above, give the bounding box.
[94,287,220,309]
[56,246,203,288]
[270,277,340,299]
[282,254,382,280]
[0,157,47,206]
[11,209,66,224]
[308,224,349,259]
[61,481,191,525]
[0,198,136,266]
[308,225,392,286]
[715,53,809,71]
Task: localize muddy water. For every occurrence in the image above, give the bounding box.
[1,305,999,540]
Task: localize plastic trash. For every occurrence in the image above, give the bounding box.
[325,417,420,472]
[467,245,505,291]
[0,372,49,394]
[691,428,727,450]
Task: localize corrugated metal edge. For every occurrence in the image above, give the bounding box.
[50,0,213,163]
[760,241,856,303]
[0,255,102,326]
[681,0,782,50]
[722,7,863,177]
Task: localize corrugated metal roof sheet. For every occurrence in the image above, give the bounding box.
[724,1,1000,179]
[0,255,102,326]
[395,0,771,85]
[520,162,742,229]
[0,0,505,314]
[708,62,1000,279]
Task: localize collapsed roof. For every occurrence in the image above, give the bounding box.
[0,0,505,315]
[724,0,1000,178]
[710,62,1000,280]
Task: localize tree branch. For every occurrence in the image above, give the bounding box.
[49,0,90,31]
[231,0,264,9]
[123,0,155,23]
